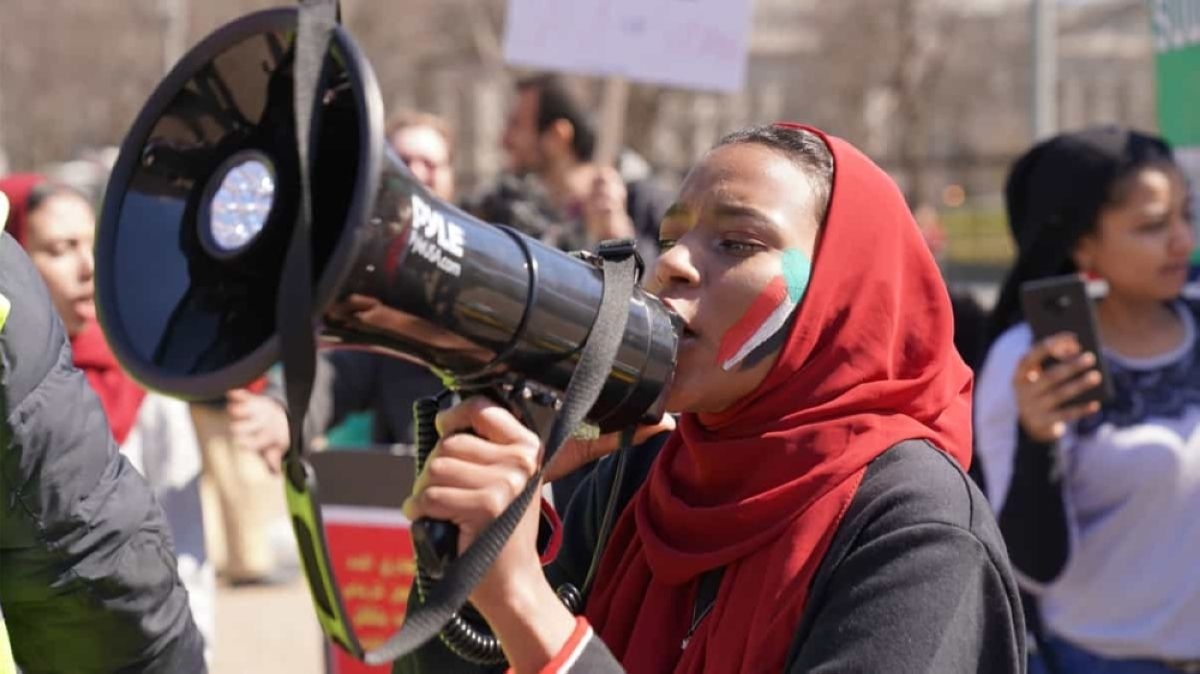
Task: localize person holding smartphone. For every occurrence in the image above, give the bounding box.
[975,126,1200,673]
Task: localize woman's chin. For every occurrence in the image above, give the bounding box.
[663,384,702,416]
[64,319,85,338]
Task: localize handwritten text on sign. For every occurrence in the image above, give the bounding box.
[503,0,753,93]
[324,509,415,674]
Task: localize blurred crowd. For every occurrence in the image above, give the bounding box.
[2,63,1198,674]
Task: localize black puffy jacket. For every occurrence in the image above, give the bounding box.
[0,233,205,673]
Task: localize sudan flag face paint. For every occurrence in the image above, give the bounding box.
[717,249,811,371]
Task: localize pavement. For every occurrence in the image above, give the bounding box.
[212,575,325,674]
[208,489,325,674]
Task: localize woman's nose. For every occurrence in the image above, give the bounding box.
[79,246,95,280]
[650,241,701,293]
[1170,215,1195,254]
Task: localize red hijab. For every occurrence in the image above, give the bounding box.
[0,173,45,245]
[585,125,973,673]
[71,320,147,445]
[1,173,147,444]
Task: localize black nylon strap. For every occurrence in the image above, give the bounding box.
[364,247,639,665]
[280,0,337,479]
[277,0,641,662]
[682,567,724,650]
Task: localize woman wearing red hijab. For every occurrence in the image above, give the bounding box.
[398,125,1024,672]
[0,173,215,660]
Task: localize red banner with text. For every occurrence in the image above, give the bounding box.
[323,506,415,674]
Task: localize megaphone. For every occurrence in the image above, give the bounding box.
[95,7,678,430]
[94,5,679,664]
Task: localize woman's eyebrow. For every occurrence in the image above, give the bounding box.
[1138,200,1171,218]
[662,203,691,221]
[712,203,775,226]
[661,203,777,229]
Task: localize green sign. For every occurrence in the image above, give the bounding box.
[1153,0,1200,260]
[1157,43,1200,146]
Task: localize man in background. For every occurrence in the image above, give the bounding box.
[389,109,456,203]
[496,74,670,265]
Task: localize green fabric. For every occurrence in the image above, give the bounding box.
[1156,43,1200,147]
[1154,5,1200,259]
[325,411,374,448]
[284,478,358,654]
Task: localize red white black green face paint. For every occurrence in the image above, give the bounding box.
[717,248,811,371]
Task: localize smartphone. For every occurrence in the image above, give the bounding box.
[1019,274,1115,407]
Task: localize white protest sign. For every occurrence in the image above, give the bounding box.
[503,0,753,93]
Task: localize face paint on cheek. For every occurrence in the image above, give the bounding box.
[716,249,812,371]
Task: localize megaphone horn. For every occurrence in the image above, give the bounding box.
[96,7,680,433]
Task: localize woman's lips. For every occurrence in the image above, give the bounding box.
[74,297,96,320]
[1161,262,1190,278]
[677,326,700,355]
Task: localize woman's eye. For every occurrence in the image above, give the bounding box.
[658,239,676,252]
[719,239,760,255]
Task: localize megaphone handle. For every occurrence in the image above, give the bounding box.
[411,518,458,579]
[410,385,546,579]
[410,393,456,578]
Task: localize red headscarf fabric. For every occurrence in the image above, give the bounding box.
[71,320,147,445]
[2,173,147,444]
[585,125,973,674]
[0,173,47,245]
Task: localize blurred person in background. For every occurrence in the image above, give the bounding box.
[1,189,206,673]
[0,174,215,660]
[459,168,566,249]
[388,109,456,203]
[189,378,286,587]
[975,126,1200,673]
[498,73,671,264]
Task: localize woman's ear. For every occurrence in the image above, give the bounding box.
[1070,233,1096,274]
[544,119,576,159]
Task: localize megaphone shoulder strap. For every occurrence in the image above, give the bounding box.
[277,0,365,657]
[277,0,641,664]
[281,0,337,481]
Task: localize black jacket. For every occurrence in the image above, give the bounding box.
[397,438,1025,673]
[0,233,205,673]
